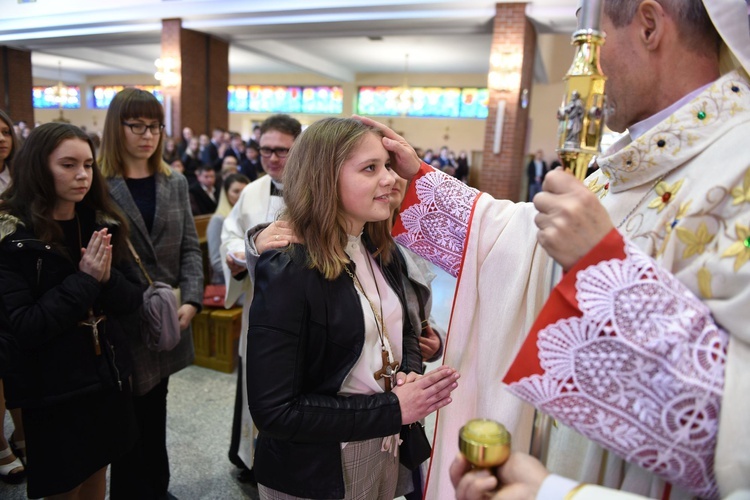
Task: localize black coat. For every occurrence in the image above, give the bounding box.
[189,183,218,215]
[247,243,422,499]
[0,209,143,409]
[0,303,17,379]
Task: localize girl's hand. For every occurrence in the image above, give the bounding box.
[79,229,112,283]
[392,365,459,424]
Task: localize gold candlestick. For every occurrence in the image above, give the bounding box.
[458,419,511,468]
[556,0,607,181]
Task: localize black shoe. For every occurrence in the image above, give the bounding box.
[236,467,257,487]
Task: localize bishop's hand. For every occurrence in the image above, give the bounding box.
[533,168,614,271]
[352,115,421,180]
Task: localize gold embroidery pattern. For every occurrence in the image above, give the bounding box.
[598,74,748,192]
[587,175,608,199]
[648,179,684,212]
[697,266,713,299]
[721,222,750,272]
[730,168,750,205]
[676,222,715,259]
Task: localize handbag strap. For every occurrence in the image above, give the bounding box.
[126,238,154,286]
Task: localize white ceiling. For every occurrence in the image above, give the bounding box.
[0,0,580,84]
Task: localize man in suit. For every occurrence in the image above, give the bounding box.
[238,141,260,182]
[220,114,302,485]
[189,164,218,215]
[526,149,548,201]
[200,127,224,170]
[223,133,245,162]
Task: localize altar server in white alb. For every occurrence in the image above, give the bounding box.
[220,114,301,483]
[357,0,750,497]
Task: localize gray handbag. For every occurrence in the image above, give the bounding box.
[127,239,182,352]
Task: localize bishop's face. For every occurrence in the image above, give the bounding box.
[599,13,653,133]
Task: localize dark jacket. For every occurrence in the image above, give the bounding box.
[246,243,422,499]
[0,209,143,409]
[526,158,548,183]
[189,182,218,215]
[0,303,17,379]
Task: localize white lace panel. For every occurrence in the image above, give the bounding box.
[394,171,479,277]
[507,240,728,499]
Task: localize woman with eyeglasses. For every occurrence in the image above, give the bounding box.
[98,88,204,500]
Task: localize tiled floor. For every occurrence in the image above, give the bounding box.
[1,264,457,499]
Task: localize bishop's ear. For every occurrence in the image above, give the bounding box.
[635,0,667,50]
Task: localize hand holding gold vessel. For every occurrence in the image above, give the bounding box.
[451,421,550,500]
[458,418,511,469]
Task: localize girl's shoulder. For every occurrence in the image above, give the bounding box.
[258,244,317,279]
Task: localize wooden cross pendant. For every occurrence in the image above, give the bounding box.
[79,314,106,356]
[374,348,399,391]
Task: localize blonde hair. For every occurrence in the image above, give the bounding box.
[282,117,394,280]
[98,88,171,178]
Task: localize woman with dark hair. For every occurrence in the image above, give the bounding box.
[162,137,179,165]
[246,117,459,499]
[98,88,203,500]
[0,108,26,486]
[0,122,142,499]
[0,109,18,192]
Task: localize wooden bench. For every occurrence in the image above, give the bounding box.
[192,307,242,373]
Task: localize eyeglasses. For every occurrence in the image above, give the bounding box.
[258,147,290,158]
[122,122,165,135]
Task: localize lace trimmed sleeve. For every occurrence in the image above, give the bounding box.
[393,163,480,277]
[504,229,728,499]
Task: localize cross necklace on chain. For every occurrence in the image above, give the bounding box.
[345,255,399,391]
[73,214,106,356]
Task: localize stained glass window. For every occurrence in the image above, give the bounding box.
[228,85,343,114]
[32,85,81,109]
[91,85,163,109]
[459,88,490,119]
[357,86,489,119]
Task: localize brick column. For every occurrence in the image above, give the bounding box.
[0,46,34,124]
[480,3,537,201]
[161,19,229,140]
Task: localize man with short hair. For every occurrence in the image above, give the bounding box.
[201,127,224,168]
[220,114,302,485]
[526,149,548,201]
[361,0,750,498]
[223,132,245,162]
[188,164,218,215]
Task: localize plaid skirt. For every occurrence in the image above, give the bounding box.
[258,437,399,500]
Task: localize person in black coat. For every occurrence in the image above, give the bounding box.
[0,300,17,381]
[526,149,548,201]
[246,118,458,499]
[0,123,142,499]
[189,163,219,215]
[237,140,260,181]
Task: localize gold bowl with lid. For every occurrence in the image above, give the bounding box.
[458,419,511,468]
